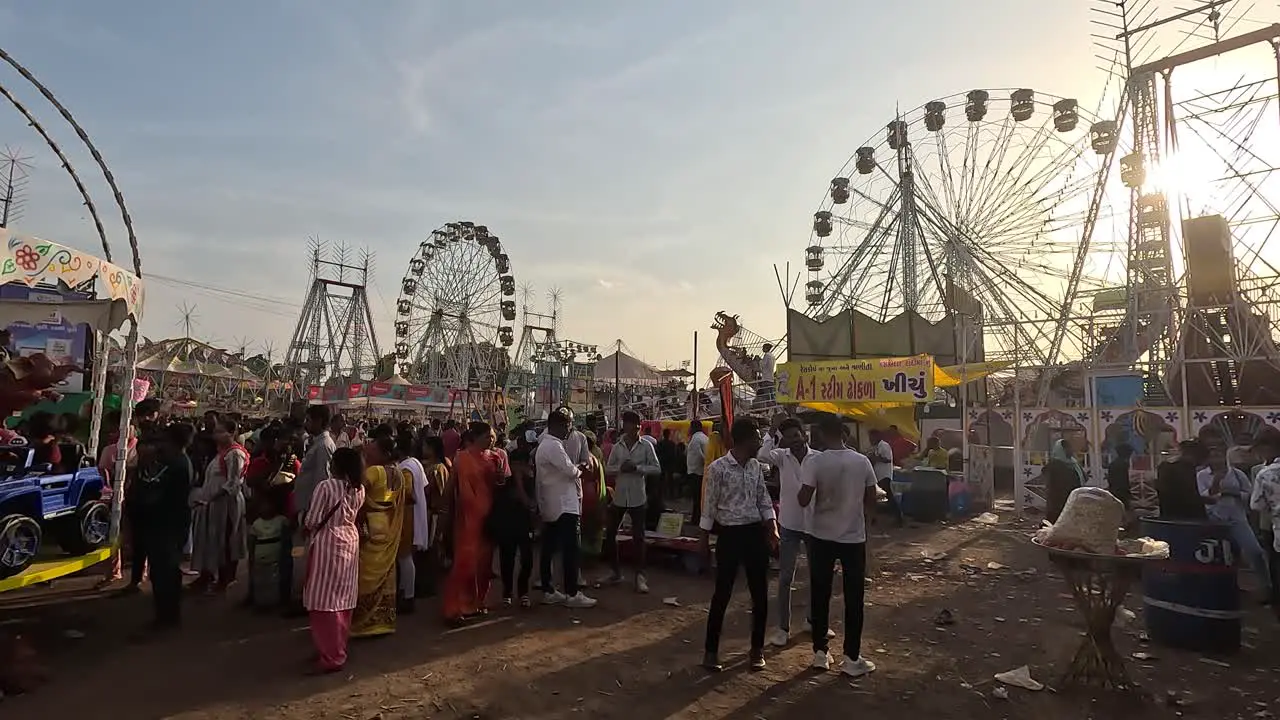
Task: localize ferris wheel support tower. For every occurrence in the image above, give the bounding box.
[1095,0,1280,405]
[283,240,382,396]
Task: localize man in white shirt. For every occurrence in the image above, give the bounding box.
[686,420,710,524]
[534,407,597,609]
[867,429,903,526]
[759,343,776,404]
[757,416,830,647]
[799,414,879,678]
[602,410,662,593]
[699,417,777,672]
[396,435,430,612]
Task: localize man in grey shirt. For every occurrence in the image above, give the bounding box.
[295,404,337,518]
[601,410,661,593]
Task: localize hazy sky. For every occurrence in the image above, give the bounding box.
[0,1,1115,371]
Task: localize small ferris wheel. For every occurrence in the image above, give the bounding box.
[803,88,1124,365]
[395,221,517,388]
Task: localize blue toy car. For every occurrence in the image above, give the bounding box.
[0,442,109,578]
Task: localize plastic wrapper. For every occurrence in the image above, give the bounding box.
[1033,486,1124,554]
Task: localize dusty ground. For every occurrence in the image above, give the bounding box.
[2,511,1278,720]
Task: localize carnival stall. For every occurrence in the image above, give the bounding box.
[0,230,144,591]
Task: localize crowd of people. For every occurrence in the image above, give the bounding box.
[77,397,901,678]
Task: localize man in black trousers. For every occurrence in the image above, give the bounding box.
[699,417,778,672]
[799,414,879,678]
[131,422,196,634]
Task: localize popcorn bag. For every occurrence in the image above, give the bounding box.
[1035,486,1125,554]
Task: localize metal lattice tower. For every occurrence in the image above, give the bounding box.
[1091,0,1241,396]
[0,146,31,228]
[284,239,382,395]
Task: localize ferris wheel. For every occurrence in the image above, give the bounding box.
[803,88,1124,365]
[395,222,517,388]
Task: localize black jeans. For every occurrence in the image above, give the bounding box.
[876,477,903,520]
[498,534,534,599]
[604,505,647,575]
[688,474,704,525]
[809,537,867,658]
[540,513,581,596]
[704,523,770,654]
[145,529,186,625]
[127,507,149,586]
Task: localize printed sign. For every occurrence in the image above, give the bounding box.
[775,354,935,404]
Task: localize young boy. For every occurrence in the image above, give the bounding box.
[248,495,289,610]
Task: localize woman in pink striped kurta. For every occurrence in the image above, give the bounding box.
[303,447,365,673]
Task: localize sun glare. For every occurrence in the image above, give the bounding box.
[1142,148,1216,202]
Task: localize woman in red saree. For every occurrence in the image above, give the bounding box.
[442,422,506,624]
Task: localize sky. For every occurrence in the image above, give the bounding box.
[0,1,1125,373]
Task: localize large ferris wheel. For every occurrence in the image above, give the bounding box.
[395,222,517,388]
[802,89,1125,366]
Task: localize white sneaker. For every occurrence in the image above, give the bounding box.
[541,590,568,605]
[765,628,790,647]
[811,651,832,670]
[564,591,598,609]
[635,573,650,594]
[803,619,837,639]
[841,656,876,678]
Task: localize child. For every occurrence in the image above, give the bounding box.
[492,447,536,608]
[248,495,289,610]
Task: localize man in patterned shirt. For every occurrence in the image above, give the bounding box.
[699,417,778,672]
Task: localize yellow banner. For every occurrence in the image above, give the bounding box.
[776,354,935,404]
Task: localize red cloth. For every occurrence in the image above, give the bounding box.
[442,449,496,621]
[887,435,917,464]
[309,609,352,671]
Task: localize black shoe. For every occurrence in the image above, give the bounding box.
[749,649,766,671]
[398,598,416,615]
[702,652,723,672]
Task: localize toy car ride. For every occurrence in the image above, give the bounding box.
[0,442,108,578]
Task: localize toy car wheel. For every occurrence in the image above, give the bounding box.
[0,514,42,579]
[57,500,109,556]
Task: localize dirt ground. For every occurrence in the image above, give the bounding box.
[2,510,1278,720]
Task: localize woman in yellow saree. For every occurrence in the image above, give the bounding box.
[351,435,410,638]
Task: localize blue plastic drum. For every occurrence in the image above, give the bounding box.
[1141,518,1241,654]
[889,468,913,516]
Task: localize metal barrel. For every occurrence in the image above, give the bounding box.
[1141,518,1241,654]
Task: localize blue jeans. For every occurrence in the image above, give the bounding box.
[1227,518,1269,588]
[776,526,810,632]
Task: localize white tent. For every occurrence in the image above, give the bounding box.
[592,350,664,384]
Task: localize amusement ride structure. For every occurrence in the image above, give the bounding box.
[395,221,516,390]
[283,240,381,395]
[793,0,1280,409]
[787,1,1280,511]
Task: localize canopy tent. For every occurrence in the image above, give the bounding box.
[592,350,665,384]
[133,337,263,383]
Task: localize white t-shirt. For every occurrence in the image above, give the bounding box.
[534,433,584,522]
[686,431,709,475]
[761,351,776,383]
[869,439,894,481]
[801,448,877,544]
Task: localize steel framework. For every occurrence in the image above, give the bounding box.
[283,240,381,395]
